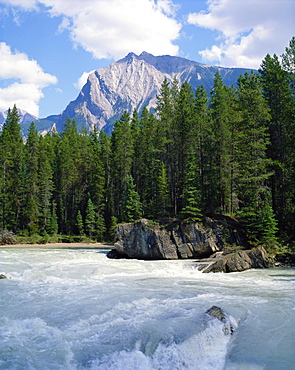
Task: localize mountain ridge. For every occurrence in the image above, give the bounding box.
[2,52,254,135]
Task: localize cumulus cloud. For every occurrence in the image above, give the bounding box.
[0,0,37,10]
[187,0,295,68]
[3,0,181,60]
[0,42,57,116]
[48,0,181,59]
[74,70,95,90]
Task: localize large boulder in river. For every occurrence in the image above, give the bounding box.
[206,306,236,335]
[202,247,273,273]
[108,218,246,260]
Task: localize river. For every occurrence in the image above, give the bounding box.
[1,247,294,369]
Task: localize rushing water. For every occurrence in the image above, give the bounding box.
[0,247,294,370]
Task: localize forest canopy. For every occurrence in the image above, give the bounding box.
[0,38,294,249]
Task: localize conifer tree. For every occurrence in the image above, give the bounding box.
[194,85,212,212]
[76,210,84,236]
[134,107,159,217]
[174,81,197,214]
[85,196,95,237]
[236,72,271,211]
[259,53,294,229]
[155,162,170,219]
[122,174,142,222]
[22,122,39,234]
[99,130,112,230]
[48,204,58,235]
[38,135,54,233]
[180,149,202,223]
[0,105,24,231]
[209,73,236,213]
[111,112,134,220]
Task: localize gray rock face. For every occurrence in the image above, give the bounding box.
[202,247,273,273]
[56,52,252,133]
[109,218,243,260]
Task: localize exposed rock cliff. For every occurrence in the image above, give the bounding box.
[108,218,246,260]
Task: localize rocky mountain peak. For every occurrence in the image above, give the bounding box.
[34,52,253,134]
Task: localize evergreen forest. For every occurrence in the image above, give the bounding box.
[1,39,295,250]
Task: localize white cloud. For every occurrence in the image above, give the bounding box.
[0,42,57,116]
[188,0,295,68]
[0,0,37,10]
[74,70,95,90]
[2,0,181,60]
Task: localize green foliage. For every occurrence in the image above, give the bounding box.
[238,195,278,247]
[76,210,84,236]
[48,207,58,235]
[0,38,294,245]
[122,175,142,222]
[85,197,95,237]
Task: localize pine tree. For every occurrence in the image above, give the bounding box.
[122,174,142,222]
[76,210,84,236]
[0,105,24,231]
[99,130,112,232]
[111,112,134,220]
[180,149,202,223]
[134,107,159,218]
[194,85,212,212]
[48,204,58,235]
[259,53,294,229]
[85,197,96,237]
[155,162,170,219]
[174,81,197,214]
[236,72,272,211]
[209,73,237,213]
[23,122,39,234]
[38,135,54,233]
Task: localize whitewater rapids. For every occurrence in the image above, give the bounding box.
[1,247,294,369]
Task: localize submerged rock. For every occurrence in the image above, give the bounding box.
[0,273,7,279]
[109,218,246,260]
[206,306,236,335]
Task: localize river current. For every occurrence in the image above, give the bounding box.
[1,247,294,370]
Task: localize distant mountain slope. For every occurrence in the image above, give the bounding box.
[0,109,38,136]
[55,52,252,134]
[3,52,253,135]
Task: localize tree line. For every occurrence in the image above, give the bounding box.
[0,38,294,247]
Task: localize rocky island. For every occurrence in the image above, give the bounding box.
[107,218,295,272]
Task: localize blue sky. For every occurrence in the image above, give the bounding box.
[0,0,294,118]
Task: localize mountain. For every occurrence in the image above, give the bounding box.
[0,109,38,136]
[4,52,254,135]
[54,52,253,134]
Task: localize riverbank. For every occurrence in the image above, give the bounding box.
[0,242,114,249]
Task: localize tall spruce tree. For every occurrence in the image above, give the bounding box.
[209,73,236,213]
[111,112,134,221]
[259,53,295,230]
[38,135,54,233]
[23,122,39,234]
[122,174,142,222]
[0,105,24,231]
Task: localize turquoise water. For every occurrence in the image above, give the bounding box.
[1,247,294,369]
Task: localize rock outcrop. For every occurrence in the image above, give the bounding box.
[206,306,236,335]
[108,218,246,260]
[201,247,273,273]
